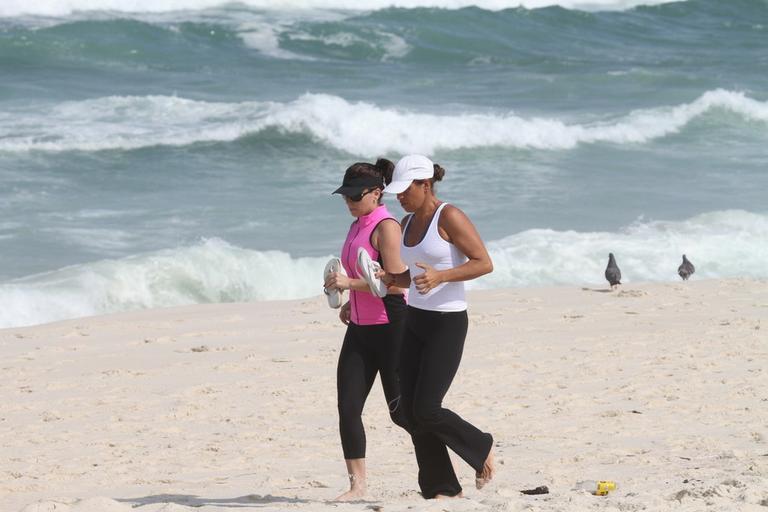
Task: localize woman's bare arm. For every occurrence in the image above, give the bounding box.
[411,205,492,293]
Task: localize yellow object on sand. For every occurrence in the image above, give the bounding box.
[595,481,617,496]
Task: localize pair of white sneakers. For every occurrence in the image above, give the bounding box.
[323,248,387,308]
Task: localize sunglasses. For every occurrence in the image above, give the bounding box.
[344,189,375,202]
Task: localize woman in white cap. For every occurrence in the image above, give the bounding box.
[325,159,410,501]
[381,154,495,499]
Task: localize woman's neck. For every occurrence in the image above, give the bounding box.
[413,196,441,221]
[356,203,382,221]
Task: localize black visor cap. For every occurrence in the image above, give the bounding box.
[332,174,383,196]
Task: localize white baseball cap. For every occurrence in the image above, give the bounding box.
[383,154,435,194]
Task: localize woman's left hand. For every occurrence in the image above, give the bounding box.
[413,262,442,294]
[376,268,396,288]
[325,271,350,291]
[339,301,351,325]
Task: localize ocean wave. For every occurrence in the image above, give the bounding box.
[230,10,410,61]
[278,25,411,61]
[2,210,767,329]
[0,238,330,329]
[4,2,763,65]
[0,0,680,18]
[1,89,767,155]
[0,14,400,64]
[477,209,768,288]
[0,15,342,64]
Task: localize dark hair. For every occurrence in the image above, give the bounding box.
[414,163,446,193]
[432,163,445,182]
[344,158,394,203]
[344,158,395,184]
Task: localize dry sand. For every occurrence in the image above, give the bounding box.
[2,278,767,512]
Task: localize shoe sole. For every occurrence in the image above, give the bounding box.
[323,257,345,308]
[356,248,387,298]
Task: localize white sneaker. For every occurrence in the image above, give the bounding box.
[323,257,345,308]
[356,247,387,298]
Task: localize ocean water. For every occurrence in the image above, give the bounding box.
[1,0,767,328]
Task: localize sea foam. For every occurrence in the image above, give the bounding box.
[0,238,329,329]
[1,89,767,155]
[0,0,679,18]
[477,209,768,288]
[2,210,766,329]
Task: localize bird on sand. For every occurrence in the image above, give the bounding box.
[678,254,695,280]
[605,253,622,290]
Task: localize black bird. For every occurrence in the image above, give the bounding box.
[678,254,695,281]
[605,253,622,290]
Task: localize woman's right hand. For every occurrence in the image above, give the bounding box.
[325,271,351,291]
[339,301,351,325]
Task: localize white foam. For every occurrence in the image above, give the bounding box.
[1,89,766,155]
[474,209,768,289]
[0,0,680,18]
[0,95,263,152]
[0,238,331,329]
[283,29,411,60]
[238,22,309,60]
[380,33,410,60]
[2,210,767,329]
[235,12,348,60]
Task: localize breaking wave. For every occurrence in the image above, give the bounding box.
[2,210,767,329]
[1,89,767,155]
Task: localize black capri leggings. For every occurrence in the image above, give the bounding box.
[337,319,409,459]
[399,306,493,499]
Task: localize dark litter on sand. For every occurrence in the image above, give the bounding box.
[520,485,549,495]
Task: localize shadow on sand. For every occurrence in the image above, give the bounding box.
[581,287,613,293]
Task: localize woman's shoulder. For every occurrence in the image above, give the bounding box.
[439,203,467,222]
[374,216,402,233]
[438,203,475,232]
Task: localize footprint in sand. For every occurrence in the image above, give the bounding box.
[618,289,647,298]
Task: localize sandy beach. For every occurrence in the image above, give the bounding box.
[2,278,767,512]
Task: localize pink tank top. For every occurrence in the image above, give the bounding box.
[341,204,397,325]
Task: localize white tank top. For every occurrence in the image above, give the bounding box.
[401,203,467,312]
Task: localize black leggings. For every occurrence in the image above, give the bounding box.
[337,319,409,459]
[399,307,493,498]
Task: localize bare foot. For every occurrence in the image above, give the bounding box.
[475,450,495,490]
[334,487,366,501]
[334,462,366,501]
